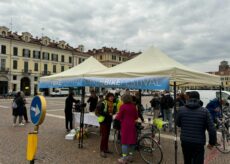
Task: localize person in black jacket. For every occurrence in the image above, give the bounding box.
[87,91,98,112]
[65,92,80,132]
[176,91,217,164]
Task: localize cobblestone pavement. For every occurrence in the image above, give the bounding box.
[0,97,229,164]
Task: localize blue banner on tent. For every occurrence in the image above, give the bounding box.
[38,76,169,90]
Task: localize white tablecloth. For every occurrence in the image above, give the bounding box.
[73,112,99,127]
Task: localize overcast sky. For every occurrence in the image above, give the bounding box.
[0,0,230,72]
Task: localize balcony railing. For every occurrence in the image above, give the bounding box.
[0,67,9,73]
[22,69,32,75]
[41,71,51,76]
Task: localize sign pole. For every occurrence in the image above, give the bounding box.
[27,96,46,163]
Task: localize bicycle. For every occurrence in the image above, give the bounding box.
[113,123,163,164]
[216,112,230,154]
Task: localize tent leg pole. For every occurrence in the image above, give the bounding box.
[219,83,223,117]
[79,86,85,149]
[173,81,178,164]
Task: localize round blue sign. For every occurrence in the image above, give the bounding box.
[30,96,46,125]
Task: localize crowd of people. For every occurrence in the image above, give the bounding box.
[11,88,229,164]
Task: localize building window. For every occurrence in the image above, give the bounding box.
[1,45,6,54]
[0,59,6,70]
[23,49,31,58]
[100,55,102,60]
[13,75,17,80]
[61,55,65,62]
[51,54,58,62]
[13,84,17,91]
[122,58,126,61]
[34,77,38,81]
[13,60,17,69]
[53,65,56,73]
[119,57,121,61]
[69,57,72,64]
[13,47,18,56]
[33,50,41,59]
[42,52,50,60]
[34,63,38,71]
[61,66,64,72]
[2,31,6,37]
[44,64,48,72]
[112,55,116,60]
[24,61,29,72]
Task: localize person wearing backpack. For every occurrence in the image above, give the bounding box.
[161,91,174,132]
[12,91,24,126]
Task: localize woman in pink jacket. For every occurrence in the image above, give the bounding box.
[116,94,138,163]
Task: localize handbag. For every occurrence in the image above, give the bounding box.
[113,119,121,130]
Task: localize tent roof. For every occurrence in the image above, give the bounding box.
[40,56,107,80]
[87,47,220,86]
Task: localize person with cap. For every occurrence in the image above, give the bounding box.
[176,91,217,164]
[64,92,80,132]
[97,93,116,158]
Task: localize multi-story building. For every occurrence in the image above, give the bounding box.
[208,60,230,91]
[0,26,88,96]
[87,47,140,67]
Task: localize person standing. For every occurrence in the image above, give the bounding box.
[97,93,116,158]
[12,91,24,126]
[161,91,174,132]
[65,92,80,132]
[150,93,161,118]
[21,91,30,123]
[116,94,138,163]
[176,91,217,164]
[87,91,98,112]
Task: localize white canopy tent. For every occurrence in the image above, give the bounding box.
[86,47,220,86]
[39,56,108,88]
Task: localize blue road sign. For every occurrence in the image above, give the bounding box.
[30,96,46,126]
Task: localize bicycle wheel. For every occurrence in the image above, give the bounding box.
[113,130,122,155]
[216,130,230,154]
[142,127,161,145]
[139,136,163,164]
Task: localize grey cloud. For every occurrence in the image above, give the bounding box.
[0,0,230,72]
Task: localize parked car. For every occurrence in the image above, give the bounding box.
[50,88,69,97]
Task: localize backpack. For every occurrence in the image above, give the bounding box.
[95,101,103,116]
[12,100,18,109]
[164,96,174,109]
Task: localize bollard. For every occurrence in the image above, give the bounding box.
[27,132,38,163]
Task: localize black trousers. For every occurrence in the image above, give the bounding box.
[181,142,204,164]
[65,112,73,130]
[23,106,28,122]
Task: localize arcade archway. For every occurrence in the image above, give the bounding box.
[0,76,8,96]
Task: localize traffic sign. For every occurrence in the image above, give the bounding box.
[30,96,46,126]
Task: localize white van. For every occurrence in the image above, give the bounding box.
[50,88,69,97]
[185,90,230,107]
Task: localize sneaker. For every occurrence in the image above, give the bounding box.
[118,157,128,164]
[19,123,25,126]
[100,152,107,158]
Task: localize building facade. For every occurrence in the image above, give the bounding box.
[208,60,230,91]
[87,47,140,67]
[0,26,88,96]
